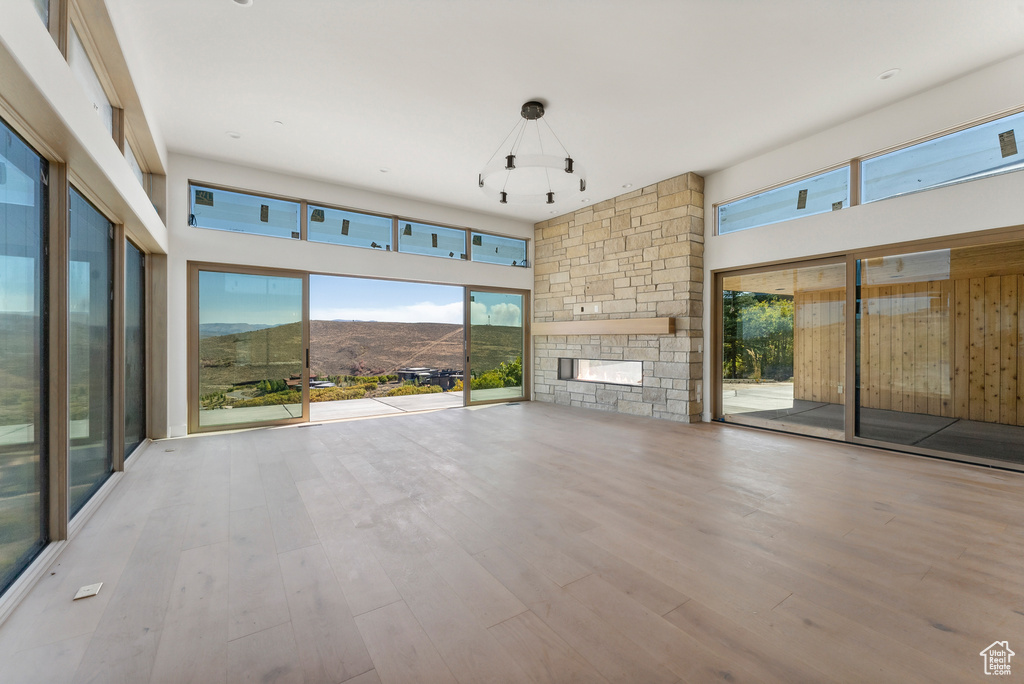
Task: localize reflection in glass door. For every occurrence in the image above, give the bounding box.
[857,241,1024,466]
[720,261,846,439]
[124,240,146,458]
[193,268,306,431]
[69,188,114,516]
[0,117,48,591]
[467,289,527,403]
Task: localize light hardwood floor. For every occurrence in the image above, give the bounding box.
[0,402,1022,683]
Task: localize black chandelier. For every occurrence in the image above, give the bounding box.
[478,101,586,205]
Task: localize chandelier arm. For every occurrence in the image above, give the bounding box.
[509,119,528,156]
[542,118,571,157]
[484,118,525,168]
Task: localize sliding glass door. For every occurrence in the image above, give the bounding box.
[466,289,528,403]
[191,266,307,432]
[857,240,1024,466]
[124,240,146,458]
[0,118,48,591]
[720,260,847,439]
[717,233,1024,470]
[68,188,115,515]
[190,272,530,427]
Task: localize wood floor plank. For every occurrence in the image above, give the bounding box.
[0,633,90,684]
[225,622,303,684]
[149,542,230,684]
[342,670,383,684]
[258,460,320,554]
[229,436,266,512]
[316,515,403,617]
[380,499,527,628]
[72,504,190,684]
[354,601,458,684]
[181,452,231,551]
[227,506,291,641]
[663,598,833,684]
[295,476,349,525]
[558,533,691,617]
[564,572,765,684]
[357,503,532,683]
[475,546,679,684]
[487,610,610,684]
[767,593,955,684]
[278,544,375,684]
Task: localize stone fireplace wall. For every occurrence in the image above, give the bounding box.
[532,172,704,421]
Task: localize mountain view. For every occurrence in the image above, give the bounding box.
[198,320,522,400]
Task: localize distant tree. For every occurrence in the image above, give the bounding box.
[738,298,794,381]
[497,356,522,387]
[472,371,503,390]
[723,290,755,379]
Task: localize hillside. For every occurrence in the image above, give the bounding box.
[198,320,523,395]
[199,321,303,396]
[311,320,523,378]
[310,321,463,376]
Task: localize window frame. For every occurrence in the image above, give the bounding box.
[305,200,396,252]
[714,162,854,236]
[397,219,469,261]
[713,104,1024,236]
[859,106,1024,205]
[188,180,530,267]
[187,181,304,241]
[711,223,1024,473]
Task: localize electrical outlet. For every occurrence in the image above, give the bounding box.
[578,303,600,314]
[74,582,103,600]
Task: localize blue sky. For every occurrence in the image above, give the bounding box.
[311,275,463,323]
[311,275,522,326]
[198,272,521,326]
[199,271,302,326]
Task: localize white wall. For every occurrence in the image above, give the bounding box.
[702,53,1024,422]
[0,0,167,253]
[164,153,534,436]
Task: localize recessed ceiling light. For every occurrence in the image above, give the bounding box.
[379,167,390,173]
[622,183,633,189]
[878,68,900,81]
[226,131,242,139]
[233,0,253,6]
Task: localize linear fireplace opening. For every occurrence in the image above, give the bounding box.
[558,358,643,386]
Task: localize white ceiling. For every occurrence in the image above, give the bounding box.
[108,0,1024,223]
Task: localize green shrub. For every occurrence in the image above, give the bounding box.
[200,391,228,409]
[451,379,463,392]
[311,387,366,402]
[384,384,442,397]
[342,374,393,385]
[497,356,522,387]
[471,371,503,390]
[233,390,300,407]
